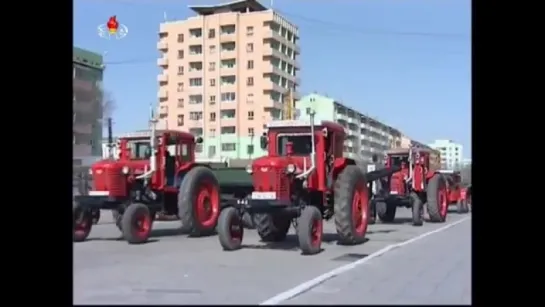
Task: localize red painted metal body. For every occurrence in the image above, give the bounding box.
[90,130,198,197]
[251,121,352,203]
[443,172,462,205]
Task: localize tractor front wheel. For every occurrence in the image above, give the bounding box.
[217,207,244,251]
[297,206,323,255]
[376,201,397,223]
[73,202,92,242]
[411,192,423,226]
[178,166,221,237]
[426,174,448,222]
[334,165,369,245]
[121,203,152,244]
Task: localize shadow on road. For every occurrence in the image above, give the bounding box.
[242,232,371,253]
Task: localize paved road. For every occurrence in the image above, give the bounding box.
[279,216,471,305]
[74,208,470,305]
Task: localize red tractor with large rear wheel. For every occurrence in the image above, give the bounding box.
[216,111,399,255]
[73,111,221,244]
[439,170,469,214]
[372,147,448,226]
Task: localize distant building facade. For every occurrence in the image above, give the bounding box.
[296,93,403,163]
[428,139,463,170]
[73,47,104,166]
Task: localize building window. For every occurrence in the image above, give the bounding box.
[209,62,216,71]
[210,95,216,105]
[209,129,216,138]
[246,26,254,36]
[221,92,236,102]
[221,143,236,152]
[177,66,184,76]
[209,45,216,54]
[210,112,216,122]
[189,94,203,104]
[247,145,254,155]
[177,82,184,92]
[247,93,254,104]
[208,29,215,39]
[247,77,254,86]
[246,43,254,53]
[189,112,203,120]
[189,78,202,87]
[208,145,216,156]
[177,98,184,108]
[247,111,254,120]
[221,126,236,134]
[209,79,216,86]
[248,128,255,136]
[177,114,184,126]
[189,45,203,55]
[220,24,236,35]
[195,144,203,153]
[247,60,254,69]
[189,28,202,38]
[177,34,184,42]
[177,50,184,59]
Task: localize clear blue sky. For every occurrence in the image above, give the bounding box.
[74,0,471,157]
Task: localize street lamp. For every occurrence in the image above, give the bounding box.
[248,130,255,160]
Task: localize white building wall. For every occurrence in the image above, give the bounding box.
[428,139,463,170]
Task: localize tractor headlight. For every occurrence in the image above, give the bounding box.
[286,164,296,174]
[121,166,130,175]
[88,168,93,175]
[245,165,253,174]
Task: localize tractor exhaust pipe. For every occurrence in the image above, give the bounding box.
[297,110,316,179]
[107,117,114,159]
[136,105,158,180]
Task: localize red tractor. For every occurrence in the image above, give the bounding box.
[372,147,448,226]
[439,170,469,214]
[73,114,221,244]
[215,112,399,255]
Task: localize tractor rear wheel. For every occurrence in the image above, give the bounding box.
[121,203,152,244]
[376,201,396,223]
[426,174,448,222]
[411,192,423,226]
[297,206,323,255]
[457,200,469,214]
[217,207,244,251]
[73,201,92,242]
[254,213,291,242]
[334,165,369,245]
[178,166,221,237]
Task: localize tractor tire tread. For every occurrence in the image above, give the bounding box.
[334,165,368,245]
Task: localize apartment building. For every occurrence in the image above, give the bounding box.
[428,139,464,170]
[156,0,301,160]
[296,94,403,163]
[73,47,104,166]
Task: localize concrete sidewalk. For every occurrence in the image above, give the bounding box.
[280,218,472,305]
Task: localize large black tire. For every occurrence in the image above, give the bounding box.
[73,201,92,242]
[297,206,323,255]
[113,210,122,231]
[217,207,244,251]
[456,200,469,214]
[376,201,396,223]
[91,209,101,225]
[178,166,221,237]
[334,165,369,245]
[411,192,423,226]
[121,203,152,244]
[254,213,291,242]
[426,174,448,223]
[242,212,256,229]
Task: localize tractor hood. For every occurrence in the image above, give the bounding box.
[251,155,310,174]
[91,159,151,176]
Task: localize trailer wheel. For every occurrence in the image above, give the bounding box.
[411,192,423,226]
[178,166,220,237]
[426,174,448,223]
[254,213,291,242]
[376,201,396,223]
[217,207,244,251]
[121,203,152,244]
[334,165,369,245]
[297,206,323,255]
[73,202,92,242]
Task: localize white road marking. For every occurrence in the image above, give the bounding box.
[259,216,471,305]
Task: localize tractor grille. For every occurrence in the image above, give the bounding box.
[253,167,289,200]
[105,169,125,196]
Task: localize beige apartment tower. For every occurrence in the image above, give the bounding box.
[157,0,301,160]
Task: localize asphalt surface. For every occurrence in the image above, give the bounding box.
[74,208,471,305]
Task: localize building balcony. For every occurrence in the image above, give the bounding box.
[263,48,285,60]
[157,57,168,67]
[157,73,168,83]
[263,80,285,93]
[158,88,168,99]
[262,64,284,76]
[220,33,236,42]
[157,41,168,51]
[158,105,168,116]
